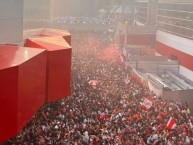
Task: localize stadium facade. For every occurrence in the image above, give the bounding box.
[134,0,193,81]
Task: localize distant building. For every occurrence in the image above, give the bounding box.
[134,0,193,81]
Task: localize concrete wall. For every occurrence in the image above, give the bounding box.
[23,0,50,30]
[0,0,23,45]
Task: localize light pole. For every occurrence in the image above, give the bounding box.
[124,20,128,56]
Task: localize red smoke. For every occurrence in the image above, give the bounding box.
[99,44,119,61]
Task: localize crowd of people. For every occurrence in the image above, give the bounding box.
[50,16,117,25]
[10,31,193,145]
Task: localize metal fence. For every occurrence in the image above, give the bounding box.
[127,56,179,74]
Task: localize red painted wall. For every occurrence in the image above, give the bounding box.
[24,37,72,103]
[156,41,193,71]
[62,35,71,45]
[47,49,71,102]
[25,39,44,49]
[0,67,18,142]
[17,51,47,132]
[0,46,46,143]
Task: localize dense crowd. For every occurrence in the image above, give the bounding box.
[10,31,193,145]
[51,16,117,25]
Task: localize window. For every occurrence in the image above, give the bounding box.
[157,2,193,39]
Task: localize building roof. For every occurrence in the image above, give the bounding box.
[0,45,45,70]
[26,36,71,51]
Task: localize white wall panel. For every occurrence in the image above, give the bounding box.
[0,19,23,44]
[0,0,23,19]
[156,30,193,56]
[23,0,50,30]
[179,65,193,82]
[135,20,145,26]
[155,52,162,56]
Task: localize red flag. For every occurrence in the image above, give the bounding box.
[97,112,108,120]
[41,111,47,120]
[115,135,121,143]
[166,117,176,129]
[141,98,153,110]
[120,54,125,63]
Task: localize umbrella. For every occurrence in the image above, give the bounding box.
[88,80,98,86]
